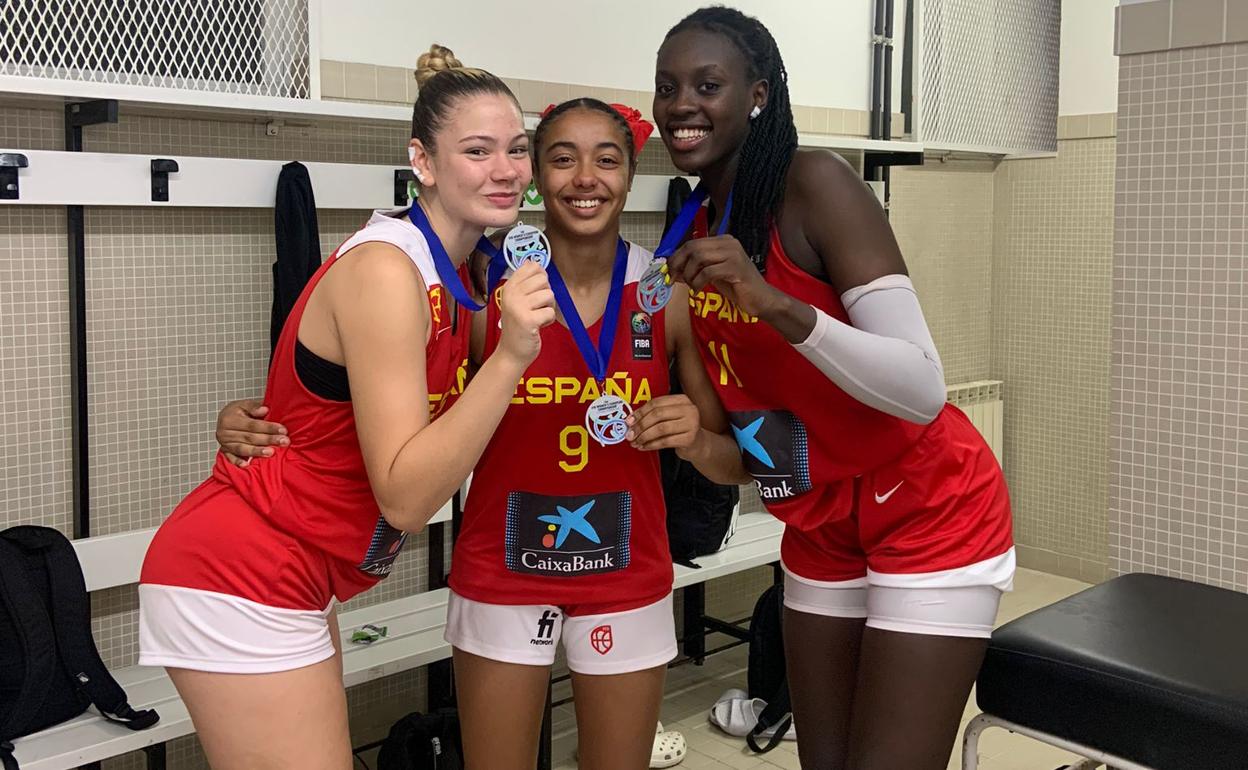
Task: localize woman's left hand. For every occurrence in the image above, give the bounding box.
[626,394,703,457]
[666,235,784,319]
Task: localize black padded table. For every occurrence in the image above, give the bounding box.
[972,573,1248,769]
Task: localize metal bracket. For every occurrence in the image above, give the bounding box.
[864,150,924,180]
[66,99,119,132]
[150,159,179,202]
[394,168,416,206]
[0,152,29,200]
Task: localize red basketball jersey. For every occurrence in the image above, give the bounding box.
[449,242,674,608]
[143,209,471,604]
[688,215,928,531]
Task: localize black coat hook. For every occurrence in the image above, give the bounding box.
[1,153,29,200]
[151,158,179,202]
[395,168,416,207]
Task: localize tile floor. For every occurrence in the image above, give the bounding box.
[549,568,1092,770]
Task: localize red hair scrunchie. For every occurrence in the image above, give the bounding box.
[540,101,655,158]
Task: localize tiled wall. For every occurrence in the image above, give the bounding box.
[1117,0,1248,56]
[891,161,998,385]
[319,59,906,139]
[992,135,1117,583]
[1110,41,1248,590]
[0,206,71,536]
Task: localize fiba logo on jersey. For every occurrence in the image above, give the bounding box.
[631,311,653,360]
[728,409,813,502]
[590,624,613,655]
[504,491,630,577]
[630,311,652,335]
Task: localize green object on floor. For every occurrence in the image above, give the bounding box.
[350,624,388,645]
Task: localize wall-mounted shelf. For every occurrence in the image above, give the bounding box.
[0,75,928,156]
[797,133,925,154]
[0,148,695,211]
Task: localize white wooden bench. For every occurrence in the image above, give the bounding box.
[11,507,782,770]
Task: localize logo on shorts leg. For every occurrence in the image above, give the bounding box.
[505,491,630,577]
[729,410,812,502]
[357,516,409,577]
[590,624,613,655]
[531,609,559,647]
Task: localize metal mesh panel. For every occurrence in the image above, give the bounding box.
[0,0,310,98]
[920,0,1059,153]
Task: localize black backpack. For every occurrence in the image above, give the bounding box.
[0,526,159,770]
[661,446,740,565]
[745,583,792,754]
[376,708,464,770]
[659,176,741,565]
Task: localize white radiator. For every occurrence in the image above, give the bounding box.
[946,380,1005,465]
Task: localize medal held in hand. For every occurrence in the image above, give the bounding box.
[503,223,552,271]
[637,261,671,315]
[585,393,632,446]
[637,183,732,312]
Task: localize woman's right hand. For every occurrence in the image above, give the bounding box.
[215,399,289,468]
[496,261,556,370]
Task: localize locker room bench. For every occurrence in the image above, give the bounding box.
[11,508,783,770]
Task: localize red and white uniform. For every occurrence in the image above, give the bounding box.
[138,209,470,672]
[445,243,678,674]
[688,215,1013,630]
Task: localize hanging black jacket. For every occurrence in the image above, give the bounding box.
[272,161,323,355]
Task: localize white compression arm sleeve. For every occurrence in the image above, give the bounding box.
[792,274,945,424]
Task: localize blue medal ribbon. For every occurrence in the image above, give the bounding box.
[546,239,629,384]
[406,202,495,312]
[478,237,510,302]
[654,183,733,258]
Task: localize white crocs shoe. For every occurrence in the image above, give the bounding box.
[651,722,687,768]
[574,722,687,767]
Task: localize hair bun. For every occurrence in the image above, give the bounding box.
[415,44,464,88]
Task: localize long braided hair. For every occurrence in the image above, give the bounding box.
[663,7,798,272]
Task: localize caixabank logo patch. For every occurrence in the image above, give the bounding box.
[728,410,812,502]
[504,491,632,577]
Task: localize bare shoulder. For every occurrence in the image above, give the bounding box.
[324,241,433,342]
[786,148,874,209]
[782,148,906,291]
[332,241,429,293]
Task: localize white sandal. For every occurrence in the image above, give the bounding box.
[708,688,751,736]
[708,688,796,741]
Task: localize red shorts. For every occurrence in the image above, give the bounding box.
[781,405,1015,589]
[140,479,336,611]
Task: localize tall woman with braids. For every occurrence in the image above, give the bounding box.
[653,8,1014,769]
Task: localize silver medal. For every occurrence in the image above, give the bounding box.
[502,224,551,271]
[584,394,632,446]
[637,259,672,313]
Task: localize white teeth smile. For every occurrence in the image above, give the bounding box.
[569,199,603,209]
[673,128,709,140]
